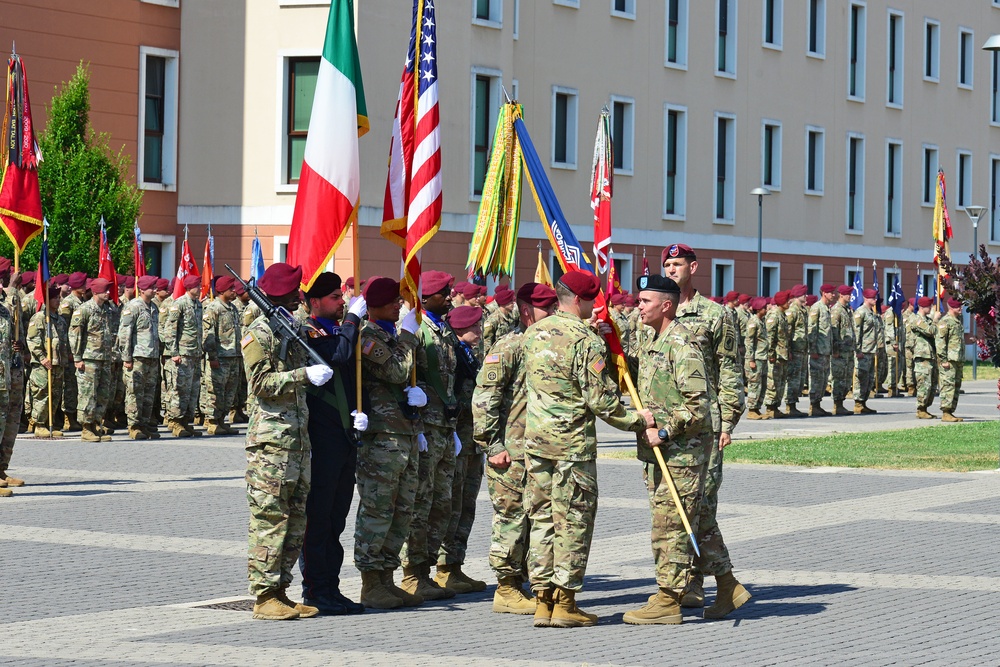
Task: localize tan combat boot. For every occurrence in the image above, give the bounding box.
[169,420,193,437]
[81,424,105,442]
[785,402,805,417]
[704,571,752,619]
[380,569,423,607]
[907,386,917,397]
[681,575,704,607]
[419,564,455,599]
[0,473,23,487]
[454,565,487,592]
[277,588,318,618]
[853,401,864,414]
[34,426,52,438]
[809,403,831,417]
[746,409,762,420]
[0,487,11,498]
[434,564,473,593]
[833,401,852,416]
[533,588,555,627]
[64,415,82,432]
[360,570,403,609]
[144,426,161,440]
[622,588,683,625]
[916,409,937,419]
[859,402,877,415]
[129,427,149,440]
[493,577,536,614]
[252,589,300,620]
[550,588,598,628]
[941,412,963,422]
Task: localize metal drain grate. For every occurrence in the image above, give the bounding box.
[191,598,255,611]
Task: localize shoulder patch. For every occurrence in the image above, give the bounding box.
[362,339,376,355]
[240,332,255,349]
[485,353,500,364]
[590,358,606,376]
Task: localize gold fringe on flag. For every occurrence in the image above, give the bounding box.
[534,241,552,287]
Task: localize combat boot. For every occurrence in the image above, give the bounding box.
[129,428,149,440]
[204,419,220,435]
[444,564,487,593]
[0,487,11,497]
[833,401,852,416]
[231,408,249,424]
[746,409,762,420]
[143,427,161,440]
[533,588,554,627]
[1,472,24,487]
[681,575,705,607]
[100,420,115,436]
[81,423,110,442]
[550,588,598,628]
[34,426,52,438]
[704,571,752,619]
[360,570,403,609]
[916,409,937,419]
[252,589,299,620]
[853,401,864,414]
[216,421,235,435]
[277,588,319,618]
[493,577,536,614]
[419,564,455,599]
[941,412,963,422]
[785,402,805,417]
[859,402,877,415]
[183,420,203,437]
[907,386,917,397]
[434,564,473,593]
[809,403,831,417]
[26,418,35,433]
[169,420,193,437]
[64,415,82,432]
[623,588,683,625]
[380,569,422,607]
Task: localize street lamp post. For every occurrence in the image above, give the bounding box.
[964,205,986,380]
[750,187,771,295]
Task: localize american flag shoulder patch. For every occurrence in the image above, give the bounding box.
[590,358,606,375]
[240,333,255,349]
[485,353,501,364]
[362,340,376,356]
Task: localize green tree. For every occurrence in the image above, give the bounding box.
[0,62,142,274]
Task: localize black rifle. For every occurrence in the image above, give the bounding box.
[225,264,330,369]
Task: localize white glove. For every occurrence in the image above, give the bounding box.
[417,432,429,452]
[401,308,420,335]
[351,410,368,432]
[305,364,333,386]
[453,431,462,456]
[348,295,367,319]
[404,386,428,407]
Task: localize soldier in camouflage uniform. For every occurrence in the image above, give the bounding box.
[783,285,809,416]
[480,287,517,353]
[830,285,855,415]
[743,297,769,419]
[353,278,427,610]
[201,276,243,435]
[243,263,331,621]
[936,298,965,421]
[911,297,940,419]
[807,285,836,416]
[852,289,880,414]
[874,305,889,395]
[26,285,66,438]
[523,270,650,629]
[661,243,748,619]
[231,281,251,423]
[163,275,204,437]
[118,275,161,440]
[104,276,132,431]
[58,272,87,431]
[883,304,903,397]
[903,299,918,395]
[154,278,172,423]
[473,282,557,615]
[69,278,116,442]
[764,292,791,418]
[0,263,14,497]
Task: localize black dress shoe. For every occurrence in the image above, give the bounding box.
[328,590,365,615]
[303,594,348,616]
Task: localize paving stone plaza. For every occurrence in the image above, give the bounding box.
[2,381,999,666]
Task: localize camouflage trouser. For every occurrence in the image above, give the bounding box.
[354,432,419,572]
[28,364,64,428]
[438,451,485,566]
[164,355,202,422]
[853,353,874,401]
[401,424,456,567]
[905,348,916,388]
[62,360,78,418]
[0,388,11,472]
[201,357,241,422]
[76,360,112,425]
[784,350,807,404]
[744,360,767,411]
[809,354,831,405]
[764,359,787,408]
[691,437,732,577]
[235,360,248,414]
[644,461,706,591]
[108,360,124,419]
[831,354,852,402]
[525,455,598,593]
[124,358,160,431]
[887,348,902,391]
[487,457,529,579]
[938,362,962,412]
[246,443,311,596]
[876,346,888,388]
[160,355,170,417]
[914,358,935,410]
[1,364,24,468]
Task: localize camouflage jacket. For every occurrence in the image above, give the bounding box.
[808,300,832,356]
[473,325,527,459]
[731,306,748,362]
[242,316,312,451]
[455,340,481,452]
[935,313,965,364]
[359,320,422,436]
[21,288,36,322]
[27,309,69,367]
[765,306,790,362]
[911,314,938,360]
[883,309,902,348]
[5,286,29,364]
[745,312,767,361]
[157,295,174,355]
[523,310,645,461]
[164,294,203,357]
[108,300,122,361]
[903,310,918,352]
[830,301,855,355]
[70,299,116,362]
[202,297,243,361]
[118,298,160,361]
[853,304,879,354]
[481,307,518,354]
[58,292,83,320]
[416,313,458,429]
[786,300,807,352]
[635,319,713,467]
[0,300,11,391]
[243,301,262,328]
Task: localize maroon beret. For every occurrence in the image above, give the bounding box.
[233,280,246,295]
[909,297,917,308]
[364,277,400,308]
[880,304,889,313]
[625,294,638,307]
[738,293,752,305]
[837,285,853,296]
[115,273,126,283]
[137,275,158,291]
[773,291,789,306]
[661,243,696,265]
[461,282,480,300]
[448,305,483,329]
[709,296,723,304]
[0,257,10,275]
[750,297,768,311]
[123,275,136,289]
[215,275,236,293]
[477,285,488,297]
[494,287,515,306]
[820,283,836,294]
[21,270,35,285]
[90,278,111,294]
[422,270,453,296]
[947,298,961,309]
[790,284,808,298]
[918,296,934,308]
[862,288,878,299]
[559,270,600,300]
[517,282,557,308]
[344,276,356,289]
[156,278,170,292]
[724,290,739,302]
[806,295,819,306]
[257,263,302,297]
[181,274,200,291]
[610,293,626,306]
[51,273,68,286]
[68,272,87,289]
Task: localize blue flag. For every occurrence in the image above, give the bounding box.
[916,269,924,298]
[887,275,905,317]
[250,234,265,281]
[850,270,864,309]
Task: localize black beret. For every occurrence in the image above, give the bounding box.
[636,274,681,294]
[305,272,342,299]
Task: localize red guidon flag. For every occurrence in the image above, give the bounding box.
[286,0,368,292]
[98,220,119,305]
[591,110,613,275]
[201,232,214,299]
[172,237,199,299]
[0,53,43,252]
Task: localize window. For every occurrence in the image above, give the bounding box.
[846,134,865,232]
[761,120,782,189]
[920,272,936,299]
[553,0,579,7]
[611,257,632,292]
[141,0,178,7]
[993,52,1000,124]
[762,263,780,297]
[805,126,825,195]
[924,19,940,82]
[804,265,823,295]
[140,233,175,279]
[885,140,902,236]
[712,260,734,297]
[664,104,687,218]
[992,156,1000,242]
[714,113,736,222]
[808,0,826,57]
[922,145,939,205]
[284,57,319,185]
[611,0,636,19]
[848,3,866,100]
[513,0,520,38]
[138,47,178,189]
[957,151,972,210]
[665,0,689,68]
[473,0,502,27]
[142,242,162,277]
[763,0,782,48]
[471,70,501,198]
[887,11,903,107]
[846,267,862,291]
[716,0,737,77]
[959,28,974,89]
[610,97,635,174]
[551,87,578,168]
[274,236,289,264]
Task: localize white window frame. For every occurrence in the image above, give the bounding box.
[275,49,320,193]
[956,150,973,211]
[715,0,738,79]
[886,10,904,109]
[142,233,176,280]
[807,0,826,59]
[713,111,737,224]
[803,264,823,294]
[141,0,178,6]
[610,95,635,176]
[924,18,940,83]
[805,125,825,196]
[884,268,901,300]
[761,119,782,191]
[919,270,937,298]
[921,144,939,206]
[511,78,519,100]
[273,235,289,265]
[513,0,520,39]
[761,262,781,297]
[846,132,865,234]
[847,2,866,102]
[553,0,579,7]
[762,0,783,50]
[137,46,179,191]
[990,154,1000,243]
[665,0,689,70]
[610,0,636,20]
[958,27,974,90]
[663,102,688,220]
[550,86,579,170]
[711,259,735,297]
[469,67,503,202]
[611,256,634,293]
[472,0,503,28]
[885,139,902,237]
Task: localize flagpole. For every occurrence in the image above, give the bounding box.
[352,213,362,418]
[43,221,53,437]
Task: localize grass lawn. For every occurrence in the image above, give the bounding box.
[602,422,1000,472]
[963,362,1000,381]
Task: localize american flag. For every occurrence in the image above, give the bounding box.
[380,0,442,307]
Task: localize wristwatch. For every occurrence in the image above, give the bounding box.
[657,428,669,442]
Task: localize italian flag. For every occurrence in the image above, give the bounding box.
[287,0,368,292]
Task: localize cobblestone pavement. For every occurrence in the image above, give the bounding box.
[2,384,999,666]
